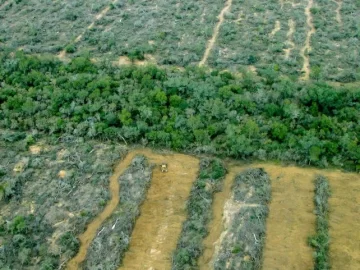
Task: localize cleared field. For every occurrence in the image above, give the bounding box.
[262,165,316,270]
[327,171,360,269]
[119,150,199,269]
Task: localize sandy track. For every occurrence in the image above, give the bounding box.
[284,19,296,59]
[300,0,316,80]
[119,150,199,269]
[327,171,360,269]
[334,0,342,25]
[270,20,281,37]
[199,0,233,66]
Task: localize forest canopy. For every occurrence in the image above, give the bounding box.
[0,52,359,171]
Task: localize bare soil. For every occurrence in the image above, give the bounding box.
[334,0,342,25]
[300,0,316,80]
[261,164,317,270]
[270,20,281,37]
[199,0,233,66]
[326,171,360,269]
[119,149,199,269]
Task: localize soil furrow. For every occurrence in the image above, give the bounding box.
[199,0,233,66]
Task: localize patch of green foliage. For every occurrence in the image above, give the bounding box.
[0,214,59,269]
[172,158,226,269]
[308,175,331,270]
[0,52,360,171]
[214,168,271,269]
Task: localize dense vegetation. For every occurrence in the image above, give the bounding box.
[214,168,271,269]
[0,132,126,269]
[172,158,226,269]
[1,52,359,171]
[84,155,152,269]
[308,175,331,270]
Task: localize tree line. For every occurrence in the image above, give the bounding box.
[0,51,359,171]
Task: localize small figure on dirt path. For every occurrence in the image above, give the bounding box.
[161,163,168,172]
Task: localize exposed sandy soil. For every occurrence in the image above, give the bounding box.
[199,0,233,66]
[119,150,199,270]
[284,19,296,59]
[270,20,281,37]
[300,0,316,80]
[334,0,342,25]
[262,165,317,270]
[327,171,360,269]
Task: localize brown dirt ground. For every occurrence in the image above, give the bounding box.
[119,150,199,270]
[300,0,316,80]
[326,171,360,269]
[261,164,317,270]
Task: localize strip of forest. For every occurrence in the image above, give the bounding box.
[0,52,359,171]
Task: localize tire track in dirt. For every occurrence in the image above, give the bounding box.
[326,171,360,269]
[270,20,281,37]
[284,19,296,59]
[300,0,316,80]
[199,0,233,67]
[333,0,342,25]
[59,1,116,59]
[118,150,199,270]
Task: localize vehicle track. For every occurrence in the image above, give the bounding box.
[333,0,342,25]
[199,0,233,66]
[270,20,281,37]
[300,0,316,80]
[284,19,296,59]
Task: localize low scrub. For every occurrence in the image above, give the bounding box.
[214,168,271,270]
[0,132,126,269]
[172,158,226,269]
[84,155,152,269]
[308,175,331,270]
